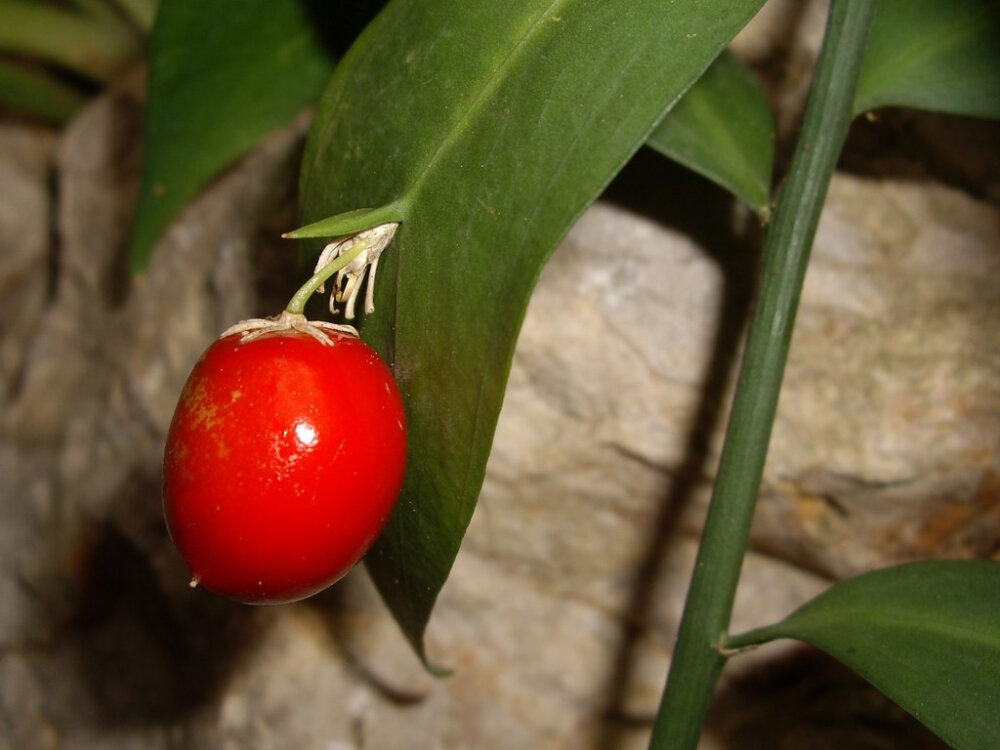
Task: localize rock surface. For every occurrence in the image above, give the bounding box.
[2,15,996,750]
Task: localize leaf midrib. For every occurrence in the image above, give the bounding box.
[391,0,570,506]
[405,0,570,201]
[784,607,1000,652]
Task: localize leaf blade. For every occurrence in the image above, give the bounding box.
[128,0,361,270]
[646,50,774,216]
[727,560,1000,750]
[855,0,1000,118]
[300,0,766,665]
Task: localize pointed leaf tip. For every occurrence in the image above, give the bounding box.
[647,50,775,216]
[284,203,408,240]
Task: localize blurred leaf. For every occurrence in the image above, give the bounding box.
[68,0,134,32]
[647,50,774,216]
[116,0,160,32]
[128,0,382,270]
[726,560,1000,750]
[855,0,1000,117]
[0,61,86,124]
[299,0,766,667]
[0,0,137,81]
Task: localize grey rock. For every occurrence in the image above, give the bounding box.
[0,125,53,412]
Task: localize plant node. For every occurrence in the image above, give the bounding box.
[221,310,359,344]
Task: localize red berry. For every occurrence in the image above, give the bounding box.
[163,325,406,604]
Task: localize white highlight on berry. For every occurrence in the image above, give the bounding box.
[294,421,318,447]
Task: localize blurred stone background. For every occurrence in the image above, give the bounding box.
[1,1,998,748]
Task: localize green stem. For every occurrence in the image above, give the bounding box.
[723,623,781,652]
[647,1,877,747]
[0,0,138,82]
[284,238,369,316]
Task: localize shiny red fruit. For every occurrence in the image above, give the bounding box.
[163,327,406,604]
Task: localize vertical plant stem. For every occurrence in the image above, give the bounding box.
[647,0,876,747]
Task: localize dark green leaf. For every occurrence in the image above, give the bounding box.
[128,1,380,270]
[726,560,1000,750]
[647,50,774,217]
[299,0,766,666]
[855,0,1000,118]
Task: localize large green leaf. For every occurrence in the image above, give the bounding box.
[647,50,774,217]
[855,0,1000,117]
[128,1,382,270]
[726,560,1000,750]
[298,0,766,665]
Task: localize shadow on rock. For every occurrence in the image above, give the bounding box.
[706,647,947,750]
[302,571,434,707]
[593,148,762,750]
[66,513,266,726]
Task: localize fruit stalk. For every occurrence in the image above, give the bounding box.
[284,235,370,316]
